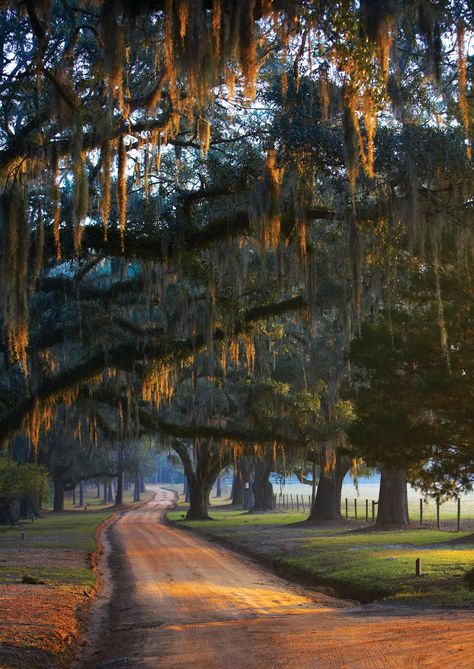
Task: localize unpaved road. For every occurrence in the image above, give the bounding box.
[79,487,474,668]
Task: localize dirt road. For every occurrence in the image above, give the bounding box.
[79,487,474,668]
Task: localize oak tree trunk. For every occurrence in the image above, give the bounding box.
[115,443,124,505]
[251,455,274,512]
[133,470,141,502]
[308,452,350,522]
[53,475,65,512]
[376,466,409,527]
[231,468,243,505]
[186,477,212,520]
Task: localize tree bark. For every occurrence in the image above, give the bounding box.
[216,475,222,498]
[53,474,65,512]
[308,449,350,522]
[173,439,229,520]
[231,466,244,505]
[251,455,274,512]
[101,479,108,505]
[376,466,409,527]
[133,470,141,502]
[187,477,213,520]
[79,480,85,507]
[115,443,124,505]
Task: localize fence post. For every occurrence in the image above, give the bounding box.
[345,498,348,519]
[416,558,422,577]
[354,499,358,521]
[301,495,305,513]
[291,494,294,511]
[365,499,369,523]
[436,497,440,530]
[371,500,375,523]
[457,498,461,532]
[420,498,423,527]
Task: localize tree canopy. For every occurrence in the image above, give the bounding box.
[0,1,473,518]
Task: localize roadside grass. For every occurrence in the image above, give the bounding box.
[0,509,112,551]
[0,563,95,588]
[0,488,153,668]
[169,507,474,607]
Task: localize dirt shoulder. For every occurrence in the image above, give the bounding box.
[0,511,112,668]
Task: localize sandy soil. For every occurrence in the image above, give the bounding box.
[77,487,474,669]
[0,548,91,668]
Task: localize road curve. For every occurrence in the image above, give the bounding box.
[81,487,474,669]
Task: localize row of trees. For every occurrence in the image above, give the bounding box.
[0,1,472,527]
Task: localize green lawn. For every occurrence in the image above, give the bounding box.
[0,509,112,551]
[169,507,474,607]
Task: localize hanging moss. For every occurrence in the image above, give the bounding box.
[456,22,471,159]
[32,203,44,288]
[100,139,111,240]
[51,147,61,260]
[0,183,30,372]
[100,2,125,108]
[117,135,127,252]
[72,150,88,255]
[197,117,211,157]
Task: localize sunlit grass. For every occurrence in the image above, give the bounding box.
[170,507,474,606]
[0,510,112,551]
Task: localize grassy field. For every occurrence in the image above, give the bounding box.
[0,487,152,668]
[169,504,474,608]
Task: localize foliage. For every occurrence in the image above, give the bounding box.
[349,244,474,495]
[0,457,46,506]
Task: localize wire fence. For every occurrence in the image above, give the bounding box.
[274,492,474,531]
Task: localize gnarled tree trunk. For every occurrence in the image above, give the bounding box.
[251,454,274,512]
[376,466,409,527]
[231,466,243,505]
[173,439,230,520]
[133,469,141,502]
[53,473,65,512]
[308,447,351,522]
[115,443,124,505]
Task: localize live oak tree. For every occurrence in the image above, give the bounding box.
[0,1,473,522]
[349,235,474,526]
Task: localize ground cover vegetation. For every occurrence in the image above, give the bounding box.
[0,505,112,668]
[169,505,474,607]
[0,0,472,589]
